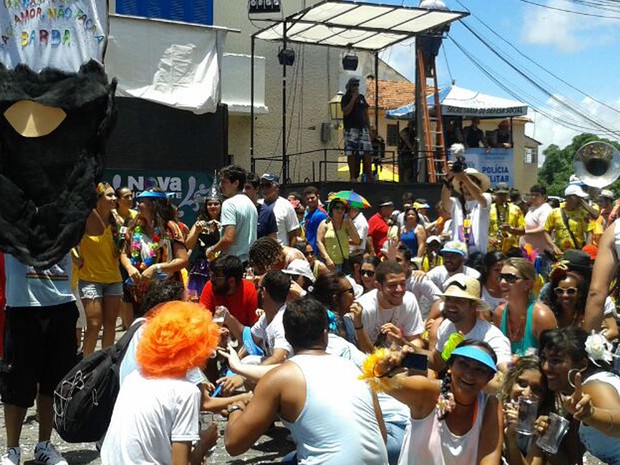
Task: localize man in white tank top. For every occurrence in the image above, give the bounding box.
[224,297,388,465]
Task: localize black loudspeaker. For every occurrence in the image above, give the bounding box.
[278,49,296,66]
[342,54,359,71]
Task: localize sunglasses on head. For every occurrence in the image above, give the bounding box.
[361,269,375,277]
[499,273,522,284]
[554,287,578,296]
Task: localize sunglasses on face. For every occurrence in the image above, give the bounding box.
[337,287,355,296]
[361,269,375,277]
[554,287,578,296]
[499,273,522,284]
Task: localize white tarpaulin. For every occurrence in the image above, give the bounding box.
[105,15,227,114]
[0,0,108,72]
[386,85,528,120]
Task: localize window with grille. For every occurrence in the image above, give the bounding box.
[386,124,401,147]
[116,0,214,25]
[524,147,538,164]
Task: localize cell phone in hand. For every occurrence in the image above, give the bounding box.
[402,353,428,372]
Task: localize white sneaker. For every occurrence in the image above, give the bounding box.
[34,442,67,465]
[0,447,20,465]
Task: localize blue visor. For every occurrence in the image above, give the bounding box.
[450,346,497,373]
[136,191,168,200]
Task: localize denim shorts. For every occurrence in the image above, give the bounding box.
[78,280,123,300]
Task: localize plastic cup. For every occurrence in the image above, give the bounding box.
[536,413,570,454]
[515,396,538,435]
[213,306,226,325]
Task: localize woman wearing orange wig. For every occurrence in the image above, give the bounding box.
[101,301,220,465]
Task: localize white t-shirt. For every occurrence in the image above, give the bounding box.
[436,318,512,367]
[406,276,441,320]
[251,305,293,357]
[426,265,481,292]
[356,290,424,346]
[521,203,553,251]
[266,197,300,246]
[448,193,492,254]
[0,0,108,73]
[101,371,200,465]
[351,212,369,252]
[221,192,258,262]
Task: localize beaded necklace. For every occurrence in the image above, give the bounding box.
[129,222,166,270]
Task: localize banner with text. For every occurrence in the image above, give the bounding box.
[105,169,213,224]
[0,0,108,72]
[448,148,513,186]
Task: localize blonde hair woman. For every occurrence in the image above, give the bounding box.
[492,258,557,356]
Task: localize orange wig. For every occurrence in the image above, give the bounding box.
[136,301,220,379]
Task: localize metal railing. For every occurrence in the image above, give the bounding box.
[251,149,446,184]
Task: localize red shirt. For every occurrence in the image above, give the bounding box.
[199,279,258,327]
[368,212,389,253]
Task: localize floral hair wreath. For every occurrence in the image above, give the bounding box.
[96,182,111,196]
[585,331,617,367]
[549,260,569,281]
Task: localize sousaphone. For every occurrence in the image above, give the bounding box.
[573,141,620,188]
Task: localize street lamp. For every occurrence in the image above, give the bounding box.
[329,91,344,122]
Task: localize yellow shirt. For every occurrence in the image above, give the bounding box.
[544,205,592,251]
[488,202,525,252]
[78,225,122,283]
[323,221,354,265]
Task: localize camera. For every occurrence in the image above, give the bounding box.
[450,143,467,174]
[452,156,467,174]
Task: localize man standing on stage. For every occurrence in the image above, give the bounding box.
[341,78,373,182]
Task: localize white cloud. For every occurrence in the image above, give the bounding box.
[522,0,614,53]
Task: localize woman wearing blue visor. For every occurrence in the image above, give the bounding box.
[363,339,502,465]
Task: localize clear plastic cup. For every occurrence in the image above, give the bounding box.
[515,396,539,435]
[536,413,570,454]
[213,306,227,326]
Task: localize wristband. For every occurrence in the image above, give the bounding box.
[227,405,244,416]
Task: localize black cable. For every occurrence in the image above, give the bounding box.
[517,0,620,19]
[458,21,620,137]
[452,0,620,116]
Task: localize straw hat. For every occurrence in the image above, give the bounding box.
[438,273,490,312]
[452,168,491,194]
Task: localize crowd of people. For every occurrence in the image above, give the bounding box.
[0,161,619,465]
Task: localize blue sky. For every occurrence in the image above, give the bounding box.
[373,0,620,151]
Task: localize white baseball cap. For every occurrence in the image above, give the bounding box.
[564,184,588,199]
[282,259,316,283]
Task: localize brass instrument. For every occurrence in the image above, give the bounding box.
[574,141,620,188]
[496,202,508,250]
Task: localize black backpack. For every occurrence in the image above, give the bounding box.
[53,321,144,443]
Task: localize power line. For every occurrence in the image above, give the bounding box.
[517,0,620,19]
[457,21,620,138]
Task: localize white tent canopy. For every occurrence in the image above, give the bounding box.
[386,84,528,119]
[254,0,467,51]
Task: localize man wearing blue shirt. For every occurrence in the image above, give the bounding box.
[303,186,328,254]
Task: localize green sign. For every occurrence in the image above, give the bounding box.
[104,169,214,224]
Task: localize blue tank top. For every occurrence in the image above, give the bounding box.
[500,301,538,356]
[400,227,419,256]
